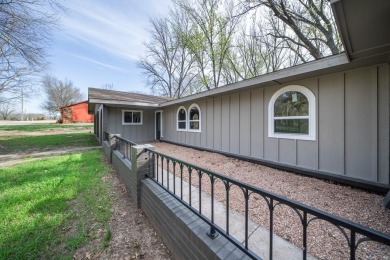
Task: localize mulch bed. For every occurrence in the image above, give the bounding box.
[151,141,390,260]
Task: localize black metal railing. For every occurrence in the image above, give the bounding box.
[114,136,137,162]
[103,131,109,142]
[144,148,390,260]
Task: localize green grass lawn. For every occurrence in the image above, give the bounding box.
[0,124,93,131]
[0,150,112,259]
[0,133,98,155]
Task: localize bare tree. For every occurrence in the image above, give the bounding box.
[0,0,63,101]
[41,75,84,114]
[223,15,291,82]
[175,0,242,90]
[0,98,15,120]
[138,11,197,98]
[240,0,343,61]
[255,14,296,71]
[138,0,341,95]
[223,22,268,82]
[0,0,62,70]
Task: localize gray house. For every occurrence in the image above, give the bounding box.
[88,0,390,192]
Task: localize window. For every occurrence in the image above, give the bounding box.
[177,106,187,131]
[122,110,143,125]
[188,104,201,132]
[268,85,315,140]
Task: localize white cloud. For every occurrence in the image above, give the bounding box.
[59,0,171,61]
[62,51,132,73]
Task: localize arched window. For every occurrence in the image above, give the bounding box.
[188,104,201,132]
[268,85,315,140]
[177,106,187,131]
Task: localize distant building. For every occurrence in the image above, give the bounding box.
[60,101,94,123]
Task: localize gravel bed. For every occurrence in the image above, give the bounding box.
[151,141,390,260]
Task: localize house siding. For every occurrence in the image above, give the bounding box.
[94,104,103,144]
[104,107,156,143]
[161,63,390,186]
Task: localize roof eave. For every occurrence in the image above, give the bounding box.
[330,0,390,61]
[330,0,352,61]
[89,98,160,108]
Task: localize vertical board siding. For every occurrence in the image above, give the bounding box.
[195,132,201,147]
[114,107,119,134]
[297,141,317,169]
[106,107,156,143]
[230,94,240,154]
[278,139,296,165]
[185,123,190,145]
[318,74,345,174]
[158,64,389,186]
[221,96,230,152]
[189,131,195,146]
[295,79,319,169]
[213,97,222,151]
[239,91,251,156]
[199,100,206,147]
[206,99,214,149]
[377,64,390,184]
[370,67,378,180]
[163,108,168,140]
[172,107,177,141]
[345,68,377,181]
[250,89,263,158]
[168,107,175,142]
[103,107,108,132]
[263,87,278,161]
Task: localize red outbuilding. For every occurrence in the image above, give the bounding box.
[60,101,94,123]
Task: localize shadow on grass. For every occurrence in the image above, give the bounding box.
[0,150,110,259]
[0,133,98,155]
[0,213,69,259]
[0,124,93,131]
[0,155,80,191]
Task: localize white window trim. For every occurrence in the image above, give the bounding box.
[268,85,316,141]
[122,109,143,125]
[176,106,187,131]
[188,103,201,132]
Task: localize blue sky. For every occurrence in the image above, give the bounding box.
[28,0,171,113]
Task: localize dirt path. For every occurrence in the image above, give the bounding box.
[0,146,101,167]
[73,162,172,260]
[0,127,92,136]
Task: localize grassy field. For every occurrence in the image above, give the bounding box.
[0,133,97,155]
[0,123,93,131]
[0,150,112,259]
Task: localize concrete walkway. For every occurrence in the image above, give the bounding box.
[0,146,101,167]
[156,168,316,260]
[0,120,57,125]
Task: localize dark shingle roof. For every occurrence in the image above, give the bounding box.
[88,88,171,105]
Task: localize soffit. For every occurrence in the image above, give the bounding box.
[331,0,390,60]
